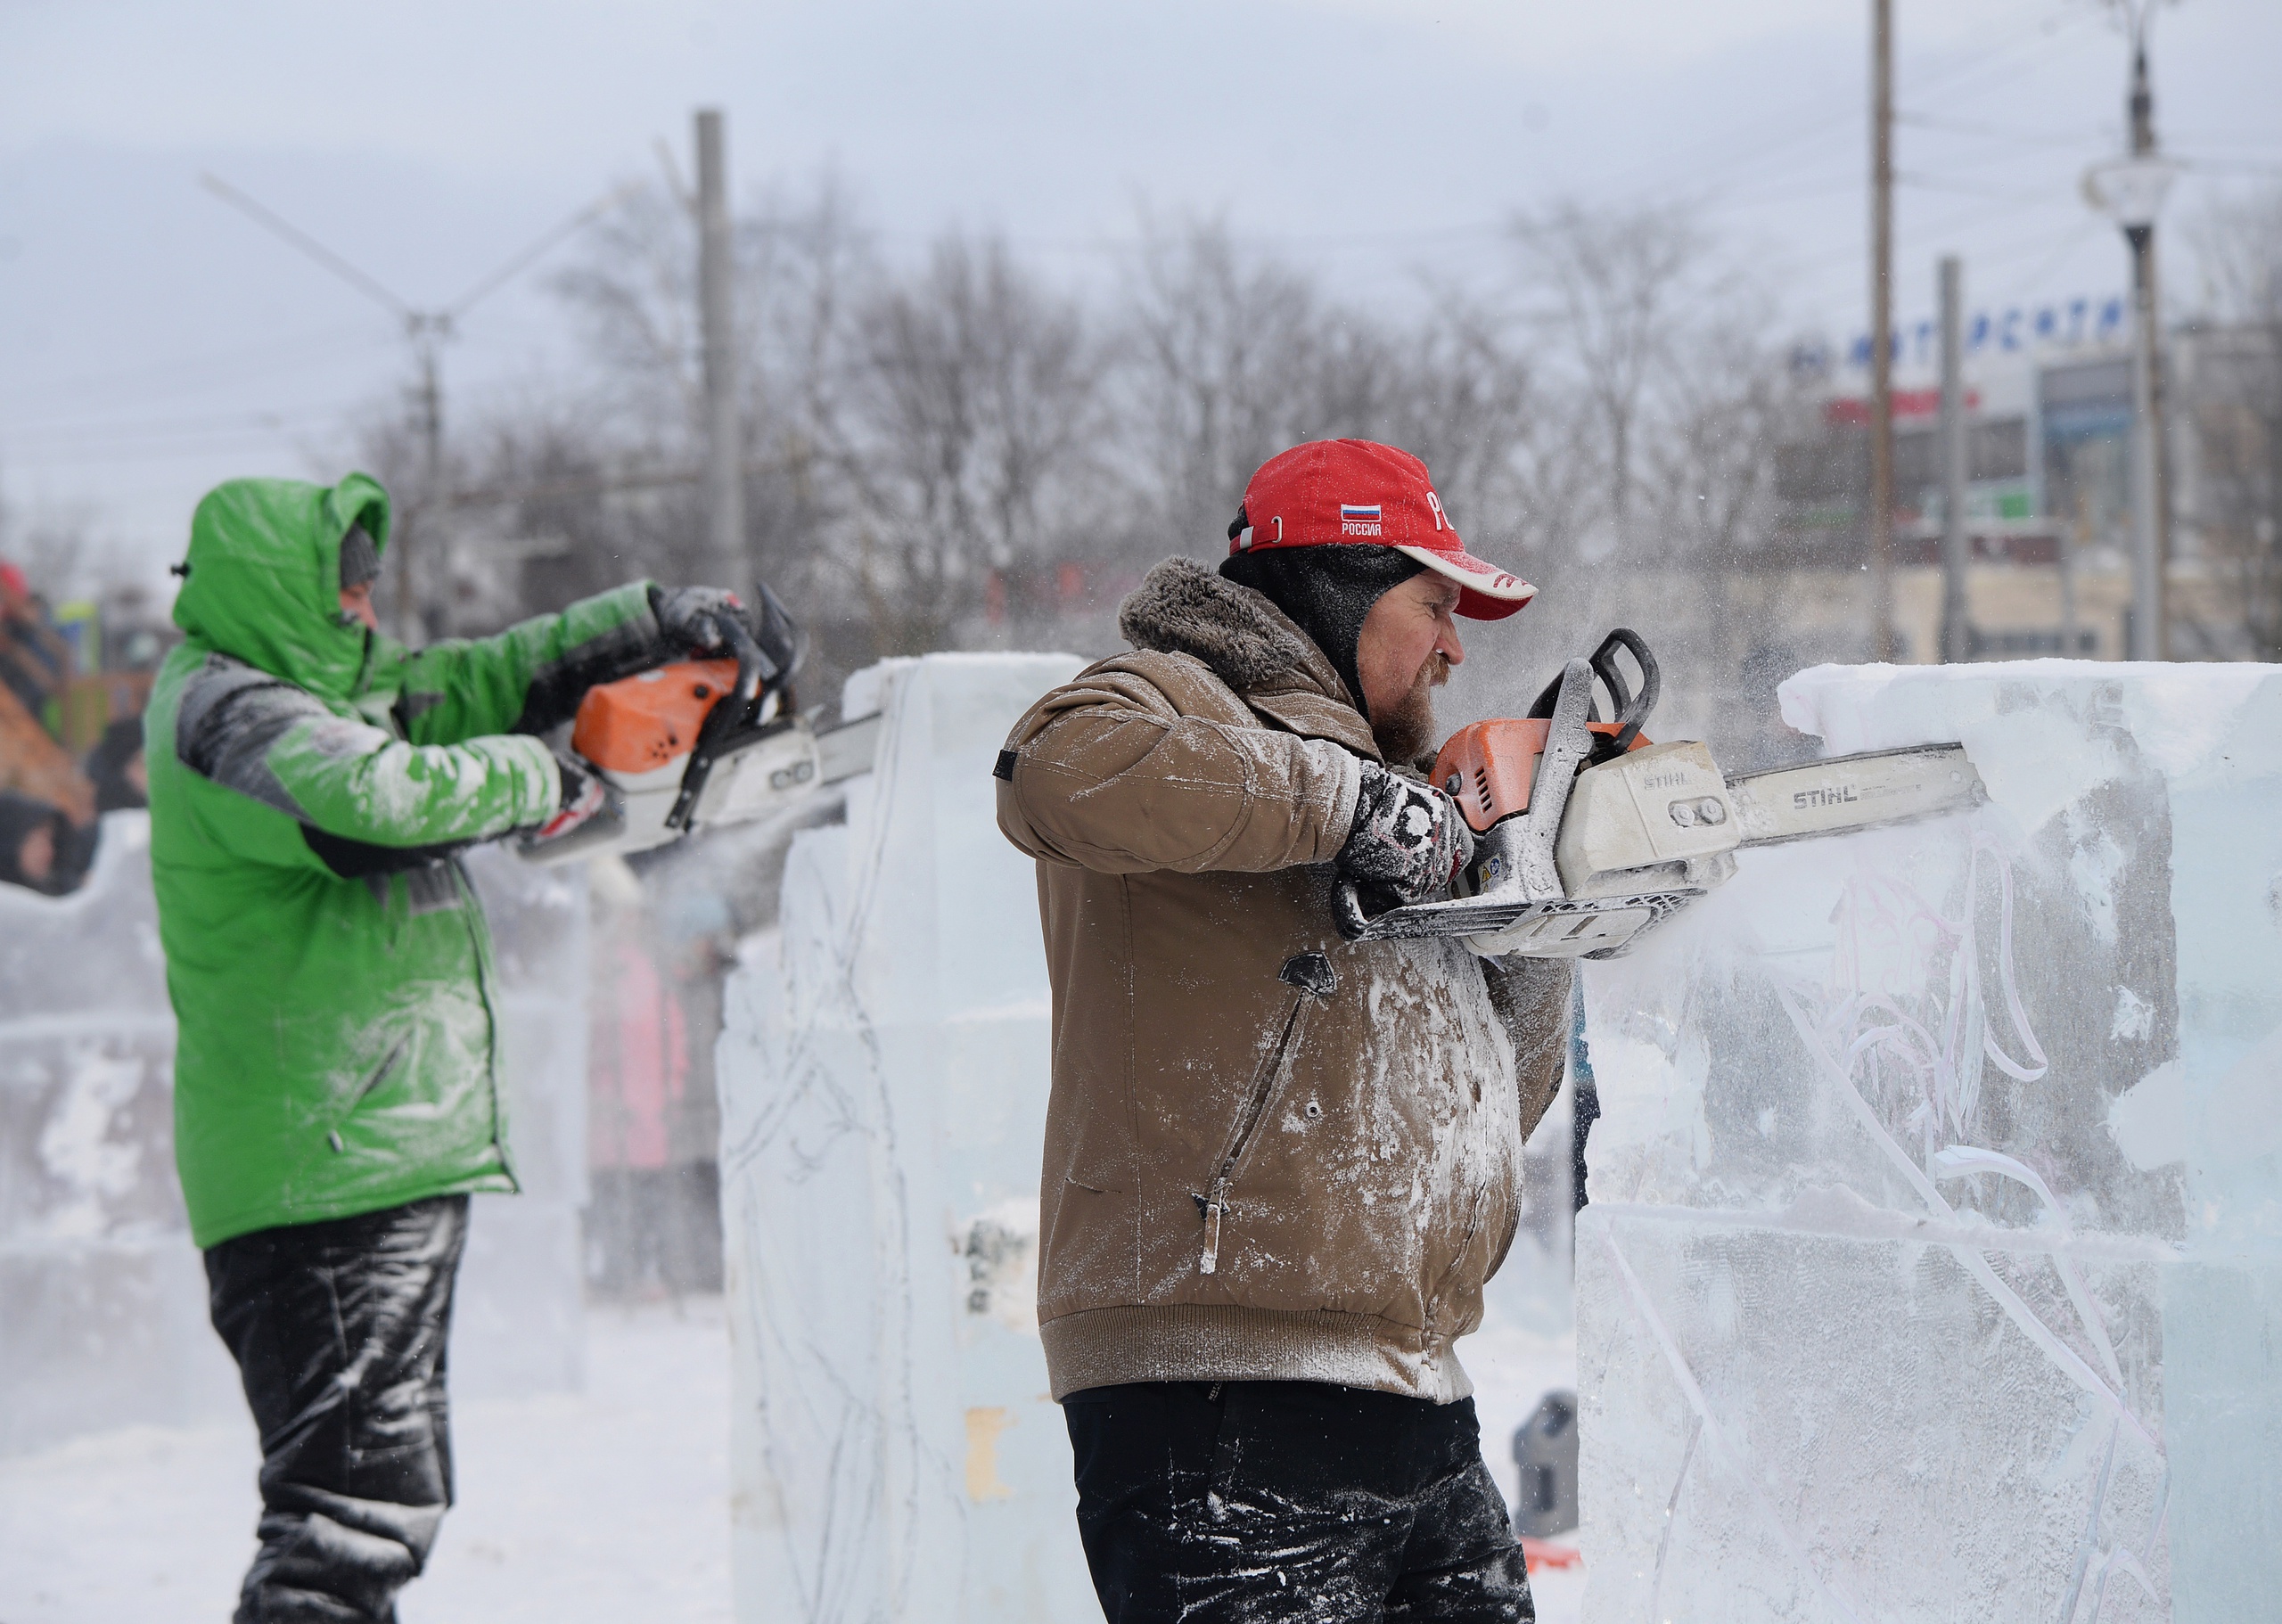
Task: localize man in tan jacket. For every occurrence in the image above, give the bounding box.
[997,439,1572,1621]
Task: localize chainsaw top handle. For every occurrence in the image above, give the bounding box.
[665,610,771,833]
[1527,627,1658,759]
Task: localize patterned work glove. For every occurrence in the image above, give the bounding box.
[1336,760,1476,905]
[649,585,747,653]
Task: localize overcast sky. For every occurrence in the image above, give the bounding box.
[3,0,2278,584]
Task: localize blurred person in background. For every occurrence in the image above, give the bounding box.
[585,859,698,1297]
[144,472,743,1624]
[0,559,101,893]
[585,856,735,1297]
[997,439,1572,1622]
[0,559,73,723]
[84,714,150,812]
[0,789,70,891]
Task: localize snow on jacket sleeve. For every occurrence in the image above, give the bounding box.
[382,580,664,745]
[998,653,1363,875]
[176,656,558,858]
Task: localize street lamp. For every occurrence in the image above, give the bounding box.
[2083,155,2179,233]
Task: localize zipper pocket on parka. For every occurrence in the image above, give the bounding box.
[316,1037,412,1158]
[1197,952,1341,1276]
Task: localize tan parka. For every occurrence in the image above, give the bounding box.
[997,557,1570,1402]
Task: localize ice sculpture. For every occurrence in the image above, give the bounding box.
[716,652,1096,1624]
[1574,661,2282,1624]
[0,813,593,1457]
[0,812,238,1455]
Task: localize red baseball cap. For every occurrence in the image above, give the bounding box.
[1227,439,1536,619]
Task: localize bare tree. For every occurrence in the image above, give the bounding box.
[373,175,1794,721]
[1114,218,1553,565]
[1118,217,1334,551]
[830,233,1104,654]
[1368,290,1539,562]
[1639,291,1796,569]
[1509,202,1704,556]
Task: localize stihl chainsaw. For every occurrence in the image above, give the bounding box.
[517,587,874,865]
[1334,629,1984,960]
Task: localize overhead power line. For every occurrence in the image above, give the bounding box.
[197,171,631,638]
[1898,111,2108,150]
[198,176,415,316]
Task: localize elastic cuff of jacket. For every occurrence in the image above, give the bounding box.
[1302,737,1366,853]
[507,736,567,824]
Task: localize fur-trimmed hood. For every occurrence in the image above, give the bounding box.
[1114,554,1378,762]
[1117,556,1351,703]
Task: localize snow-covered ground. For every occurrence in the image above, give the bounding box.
[0,1293,1584,1624]
[0,1297,733,1624]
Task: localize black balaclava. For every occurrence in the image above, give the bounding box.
[338,523,382,593]
[1218,506,1424,716]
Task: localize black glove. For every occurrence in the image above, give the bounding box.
[1336,760,1475,905]
[649,585,746,653]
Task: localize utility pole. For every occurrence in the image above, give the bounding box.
[2086,25,2178,662]
[1868,0,1899,661]
[1938,255,1971,663]
[695,109,745,593]
[2126,43,2167,660]
[403,316,450,642]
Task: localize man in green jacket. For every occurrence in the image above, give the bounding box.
[145,472,741,1623]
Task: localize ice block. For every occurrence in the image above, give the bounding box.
[1574,661,2282,1623]
[715,652,1097,1624]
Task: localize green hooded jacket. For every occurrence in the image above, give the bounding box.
[147,474,665,1247]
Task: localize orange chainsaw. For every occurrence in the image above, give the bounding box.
[1334,629,1986,959]
[517,588,868,865]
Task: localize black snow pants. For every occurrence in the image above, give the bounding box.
[1063,1380,1535,1624]
[204,1195,469,1624]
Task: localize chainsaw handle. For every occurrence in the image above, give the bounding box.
[1526,627,1658,756]
[665,611,769,833]
[713,611,769,708]
[1589,628,1657,753]
[1333,879,1372,942]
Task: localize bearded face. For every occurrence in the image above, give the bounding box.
[1370,649,1451,767]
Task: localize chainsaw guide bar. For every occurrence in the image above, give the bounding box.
[1722,744,1984,847]
[1334,885,1706,957]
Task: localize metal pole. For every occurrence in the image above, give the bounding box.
[1938,256,1970,663]
[1868,0,1898,661]
[2060,512,2081,656]
[2127,44,2169,660]
[2127,223,2162,661]
[695,109,745,592]
[404,319,445,644]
